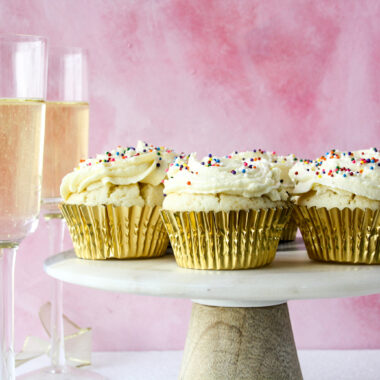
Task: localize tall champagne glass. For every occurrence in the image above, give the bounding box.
[19,47,105,380]
[0,34,47,380]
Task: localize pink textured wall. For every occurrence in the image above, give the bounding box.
[1,0,380,351]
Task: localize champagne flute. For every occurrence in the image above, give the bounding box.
[19,47,106,379]
[0,34,47,380]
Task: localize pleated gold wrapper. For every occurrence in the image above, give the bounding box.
[161,207,293,270]
[293,206,380,264]
[60,203,169,260]
[280,214,298,242]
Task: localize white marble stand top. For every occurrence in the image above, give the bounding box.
[44,239,380,306]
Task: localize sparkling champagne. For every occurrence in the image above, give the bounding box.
[41,101,89,208]
[0,99,45,242]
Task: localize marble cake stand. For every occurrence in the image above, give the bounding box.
[44,239,380,380]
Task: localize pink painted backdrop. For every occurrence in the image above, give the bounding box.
[1,0,380,351]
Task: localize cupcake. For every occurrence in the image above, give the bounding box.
[231,150,299,241]
[60,141,176,259]
[289,148,380,264]
[160,152,293,270]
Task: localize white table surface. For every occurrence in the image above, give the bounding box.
[45,239,380,306]
[15,350,380,380]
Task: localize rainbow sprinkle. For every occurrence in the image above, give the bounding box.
[292,148,380,178]
[75,142,175,170]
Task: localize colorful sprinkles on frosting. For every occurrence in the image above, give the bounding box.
[169,152,262,181]
[166,149,290,187]
[75,142,174,170]
[228,150,299,185]
[292,148,380,178]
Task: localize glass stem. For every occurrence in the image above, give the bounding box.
[0,246,17,380]
[45,216,66,370]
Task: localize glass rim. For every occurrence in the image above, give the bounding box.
[0,33,47,43]
[0,97,45,101]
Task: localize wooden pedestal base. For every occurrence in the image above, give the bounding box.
[180,302,303,380]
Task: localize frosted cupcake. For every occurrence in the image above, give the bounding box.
[289,148,380,264]
[60,141,176,259]
[161,153,293,270]
[231,150,299,241]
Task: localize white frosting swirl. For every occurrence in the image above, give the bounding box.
[230,150,297,192]
[289,148,380,201]
[163,153,287,201]
[61,141,176,201]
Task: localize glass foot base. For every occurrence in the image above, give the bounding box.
[18,365,107,380]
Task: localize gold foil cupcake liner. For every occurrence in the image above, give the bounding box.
[60,204,169,260]
[280,213,298,242]
[161,207,293,270]
[293,206,380,264]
